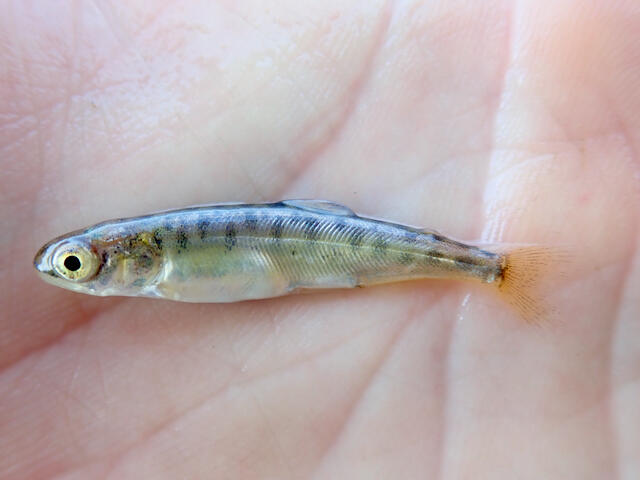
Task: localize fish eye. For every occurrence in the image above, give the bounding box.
[64,255,82,271]
[52,243,99,282]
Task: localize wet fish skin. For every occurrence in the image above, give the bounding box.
[33,200,503,303]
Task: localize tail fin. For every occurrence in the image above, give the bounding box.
[497,246,567,324]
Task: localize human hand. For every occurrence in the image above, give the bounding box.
[2,1,639,478]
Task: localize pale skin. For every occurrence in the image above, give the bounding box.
[1,1,639,478]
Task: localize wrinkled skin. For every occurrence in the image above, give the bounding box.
[1,1,639,479]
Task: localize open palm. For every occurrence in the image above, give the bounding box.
[2,1,639,479]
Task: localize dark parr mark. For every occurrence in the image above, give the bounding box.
[225,223,237,251]
[399,252,413,265]
[332,222,347,233]
[349,227,365,248]
[197,219,210,240]
[270,218,285,239]
[176,228,189,253]
[424,249,447,265]
[303,218,320,240]
[136,252,154,270]
[373,237,389,255]
[152,229,163,249]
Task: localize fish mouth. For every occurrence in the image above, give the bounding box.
[33,241,82,291]
[34,244,52,273]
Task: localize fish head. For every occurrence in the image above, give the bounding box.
[34,229,163,297]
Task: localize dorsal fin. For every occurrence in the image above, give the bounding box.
[281,199,355,216]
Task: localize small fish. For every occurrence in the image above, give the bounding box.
[34,200,559,322]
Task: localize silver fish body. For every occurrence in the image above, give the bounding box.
[34,200,504,302]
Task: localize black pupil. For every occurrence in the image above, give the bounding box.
[64,255,82,271]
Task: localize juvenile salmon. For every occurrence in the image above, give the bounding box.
[34,200,556,321]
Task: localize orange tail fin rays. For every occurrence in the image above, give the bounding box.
[493,245,570,324]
